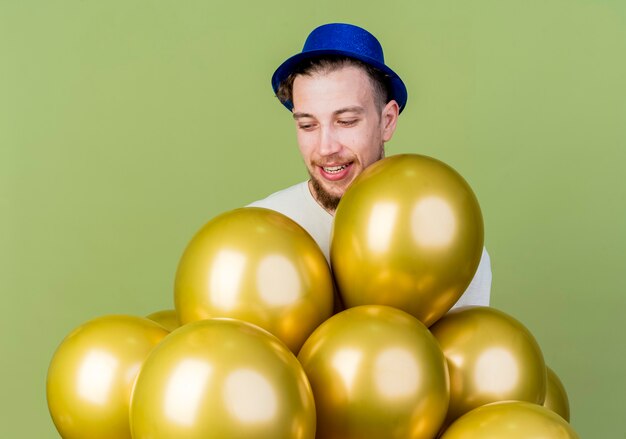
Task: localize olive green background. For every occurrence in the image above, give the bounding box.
[1,0,624,437]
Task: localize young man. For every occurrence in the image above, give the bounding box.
[249,23,491,307]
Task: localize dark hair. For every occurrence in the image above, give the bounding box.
[276,55,392,111]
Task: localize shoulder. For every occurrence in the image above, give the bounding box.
[247,181,330,228]
[247,182,309,210]
[452,247,492,308]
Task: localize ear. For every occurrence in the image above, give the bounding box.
[381,100,400,142]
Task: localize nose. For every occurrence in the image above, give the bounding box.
[318,126,342,157]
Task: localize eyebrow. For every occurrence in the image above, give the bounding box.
[292,106,365,120]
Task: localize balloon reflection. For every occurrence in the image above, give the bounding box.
[164,359,213,427]
[374,347,419,400]
[257,254,301,307]
[474,347,519,393]
[331,348,363,395]
[209,249,247,311]
[410,196,457,248]
[366,202,398,253]
[224,369,278,424]
[77,350,119,405]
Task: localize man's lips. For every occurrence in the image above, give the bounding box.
[318,162,354,181]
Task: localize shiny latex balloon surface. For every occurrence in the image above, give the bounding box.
[46,315,169,439]
[297,305,449,439]
[544,366,571,422]
[429,306,547,424]
[439,401,580,439]
[331,154,484,327]
[146,309,181,332]
[130,318,316,439]
[175,207,334,353]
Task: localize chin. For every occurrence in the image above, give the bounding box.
[325,181,351,197]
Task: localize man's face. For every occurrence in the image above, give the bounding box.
[291,65,398,212]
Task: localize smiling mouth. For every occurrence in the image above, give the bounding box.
[323,164,349,174]
[316,161,355,182]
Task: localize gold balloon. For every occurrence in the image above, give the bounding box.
[175,207,334,353]
[439,401,580,438]
[46,315,169,439]
[429,306,547,424]
[130,318,316,439]
[297,305,449,439]
[331,154,484,327]
[544,366,571,422]
[146,309,181,332]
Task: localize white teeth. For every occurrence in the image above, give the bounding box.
[323,165,347,173]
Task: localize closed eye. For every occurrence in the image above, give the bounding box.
[297,122,317,131]
[337,119,358,127]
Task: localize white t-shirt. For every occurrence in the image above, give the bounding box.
[248,181,491,308]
